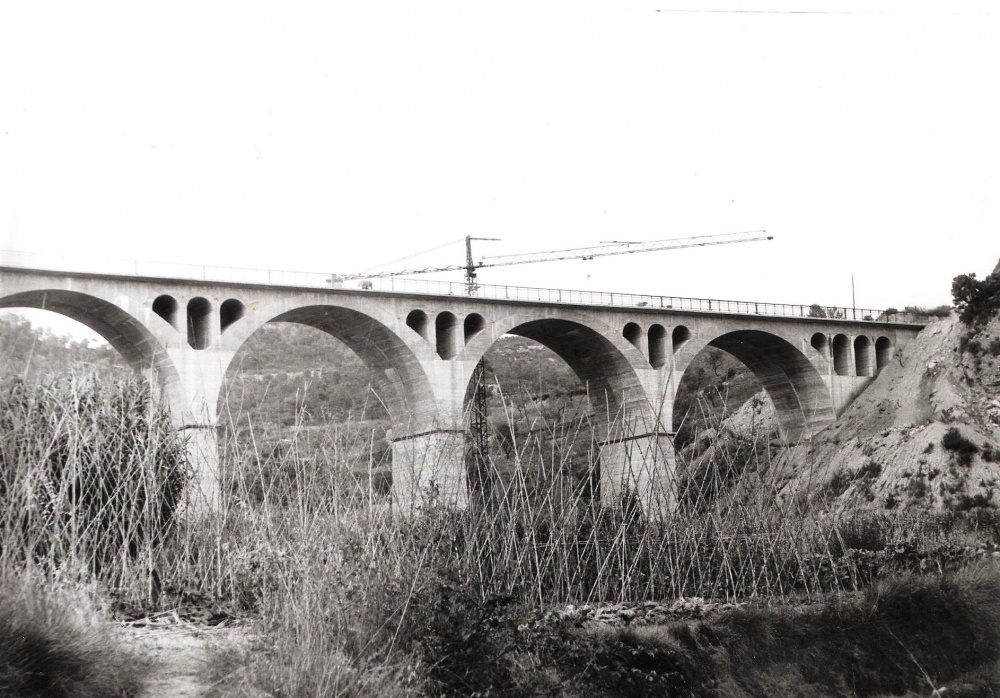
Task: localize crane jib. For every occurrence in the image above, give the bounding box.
[337,231,771,281]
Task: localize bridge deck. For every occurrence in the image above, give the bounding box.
[1,249,929,326]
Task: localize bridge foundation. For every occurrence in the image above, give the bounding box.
[390,428,467,512]
[600,432,676,516]
[178,425,222,512]
[169,346,234,511]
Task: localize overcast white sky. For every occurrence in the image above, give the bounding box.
[2,1,998,339]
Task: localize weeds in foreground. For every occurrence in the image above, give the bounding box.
[0,574,148,698]
[2,373,998,696]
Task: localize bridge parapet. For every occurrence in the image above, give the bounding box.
[2,251,930,324]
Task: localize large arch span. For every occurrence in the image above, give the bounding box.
[243,305,438,432]
[680,329,836,441]
[475,318,655,431]
[461,315,673,510]
[0,289,183,416]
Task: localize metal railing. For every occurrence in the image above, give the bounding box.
[0,248,931,325]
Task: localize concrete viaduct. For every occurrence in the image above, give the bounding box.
[0,264,926,513]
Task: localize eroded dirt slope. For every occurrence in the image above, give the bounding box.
[780,310,1000,512]
[688,309,1000,514]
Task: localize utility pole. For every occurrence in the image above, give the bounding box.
[852,274,857,320]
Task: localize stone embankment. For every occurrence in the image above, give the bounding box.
[539,596,745,628]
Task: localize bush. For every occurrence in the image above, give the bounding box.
[904,304,952,318]
[0,375,188,585]
[905,477,929,501]
[942,427,980,467]
[828,469,852,497]
[958,334,982,356]
[516,564,1000,698]
[857,460,882,479]
[832,515,890,553]
[955,493,997,512]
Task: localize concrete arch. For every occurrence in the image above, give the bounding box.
[225,305,437,432]
[832,334,851,377]
[435,312,459,360]
[875,336,894,372]
[463,314,658,438]
[187,297,212,350]
[0,289,183,420]
[461,311,673,511]
[648,324,667,369]
[153,294,180,330]
[685,329,836,441]
[854,335,873,376]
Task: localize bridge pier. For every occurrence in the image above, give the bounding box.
[178,425,222,511]
[390,427,467,512]
[168,346,234,512]
[600,431,676,516]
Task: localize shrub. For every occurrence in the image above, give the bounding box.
[982,443,1000,463]
[905,477,929,501]
[942,427,979,466]
[958,334,982,356]
[524,564,1000,698]
[955,493,997,512]
[808,304,828,319]
[904,304,952,318]
[857,460,882,479]
[0,375,188,588]
[832,515,889,552]
[828,469,852,497]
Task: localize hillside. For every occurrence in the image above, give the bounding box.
[690,268,1000,516]
[0,314,126,378]
[782,305,1000,513]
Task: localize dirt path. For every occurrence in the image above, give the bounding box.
[122,623,249,698]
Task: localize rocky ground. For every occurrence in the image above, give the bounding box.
[786,309,1000,513]
[684,308,1000,516]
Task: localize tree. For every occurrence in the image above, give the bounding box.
[952,264,1000,326]
[808,304,827,319]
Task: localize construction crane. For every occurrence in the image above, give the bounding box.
[336,230,772,295]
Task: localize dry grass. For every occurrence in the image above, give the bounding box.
[1,372,997,696]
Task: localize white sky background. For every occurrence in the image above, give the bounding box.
[1,1,998,340]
